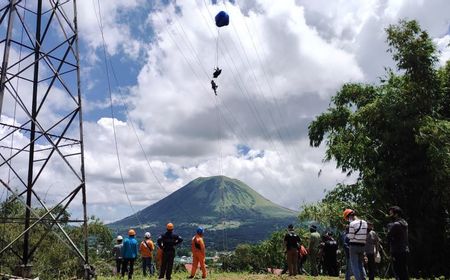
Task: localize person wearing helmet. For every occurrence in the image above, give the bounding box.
[344,209,368,280]
[121,229,138,279]
[157,223,183,280]
[112,235,124,276]
[140,232,155,276]
[387,206,409,280]
[189,227,207,279]
[308,225,321,276]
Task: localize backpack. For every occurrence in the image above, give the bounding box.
[299,245,308,257]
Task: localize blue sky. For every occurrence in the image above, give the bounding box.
[1,0,449,223]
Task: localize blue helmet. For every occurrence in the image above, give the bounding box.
[196,227,204,234]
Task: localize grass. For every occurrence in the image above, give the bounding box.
[97,272,339,280]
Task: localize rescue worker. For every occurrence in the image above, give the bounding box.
[308,225,321,276]
[112,235,123,275]
[156,245,163,272]
[211,80,218,95]
[284,224,301,276]
[140,231,155,276]
[189,227,207,279]
[344,209,368,280]
[343,226,353,280]
[298,244,308,274]
[213,67,222,78]
[365,221,380,280]
[387,206,409,280]
[122,229,138,280]
[322,232,338,276]
[157,223,183,280]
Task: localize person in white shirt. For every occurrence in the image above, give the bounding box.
[343,209,368,280]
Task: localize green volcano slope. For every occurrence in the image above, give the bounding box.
[109,176,298,249]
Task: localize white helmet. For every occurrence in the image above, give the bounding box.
[144,232,151,239]
[116,235,123,241]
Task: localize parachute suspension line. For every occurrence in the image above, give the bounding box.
[234,1,302,162]
[215,96,223,175]
[216,28,220,68]
[107,63,199,224]
[94,0,142,227]
[161,5,293,231]
[220,178,228,252]
[94,5,202,224]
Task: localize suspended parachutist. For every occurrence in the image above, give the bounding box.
[213,67,222,78]
[211,80,218,96]
[210,11,229,95]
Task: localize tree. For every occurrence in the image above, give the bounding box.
[308,19,450,277]
[0,198,114,278]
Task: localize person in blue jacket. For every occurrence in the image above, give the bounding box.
[122,229,138,279]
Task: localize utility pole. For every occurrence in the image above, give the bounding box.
[0,0,91,278]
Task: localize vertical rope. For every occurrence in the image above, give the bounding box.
[94,0,142,227]
[215,28,220,68]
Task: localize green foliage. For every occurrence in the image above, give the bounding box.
[308,19,450,277]
[0,198,113,279]
[299,198,350,232]
[221,228,308,273]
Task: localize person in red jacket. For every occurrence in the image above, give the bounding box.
[189,227,207,279]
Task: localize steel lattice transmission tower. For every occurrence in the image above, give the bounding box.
[0,0,91,278]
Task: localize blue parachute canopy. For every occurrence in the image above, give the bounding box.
[215,11,229,27]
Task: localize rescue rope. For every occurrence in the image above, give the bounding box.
[94,0,142,226]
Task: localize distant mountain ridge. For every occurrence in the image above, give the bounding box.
[109,176,298,249]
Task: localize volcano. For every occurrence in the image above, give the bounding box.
[109,176,298,249]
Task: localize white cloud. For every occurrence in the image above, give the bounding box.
[435,35,450,65]
[2,0,449,223]
[76,0,146,62]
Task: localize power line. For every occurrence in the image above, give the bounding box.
[93,0,142,226]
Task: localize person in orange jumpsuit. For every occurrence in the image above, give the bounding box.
[189,227,207,279]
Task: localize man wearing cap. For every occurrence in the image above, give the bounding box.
[308,225,321,276]
[112,235,124,276]
[284,224,301,276]
[387,206,409,280]
[344,209,368,280]
[157,223,183,280]
[122,229,138,280]
[189,227,207,279]
[140,232,155,276]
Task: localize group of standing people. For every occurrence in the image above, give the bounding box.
[112,223,207,280]
[283,205,409,280]
[342,206,409,280]
[112,228,156,279]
